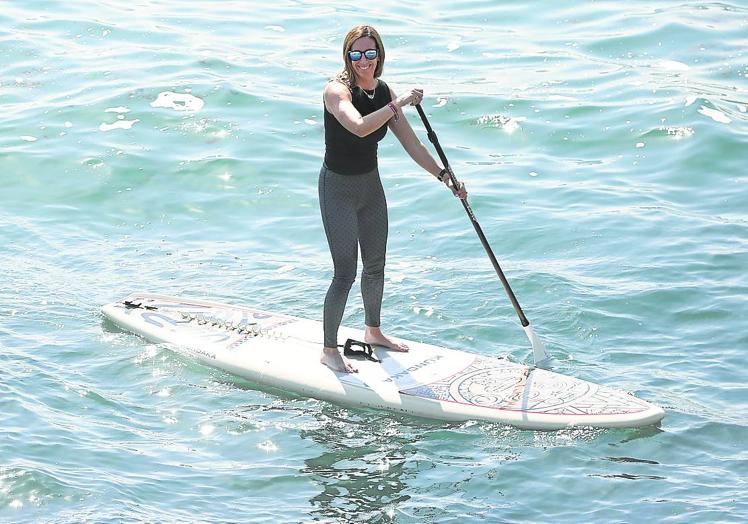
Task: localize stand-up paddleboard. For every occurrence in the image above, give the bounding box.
[101,293,664,430]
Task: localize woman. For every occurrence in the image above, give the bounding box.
[320,25,467,373]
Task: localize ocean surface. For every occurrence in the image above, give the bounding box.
[2,0,747,522]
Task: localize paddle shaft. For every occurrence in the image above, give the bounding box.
[415,104,530,328]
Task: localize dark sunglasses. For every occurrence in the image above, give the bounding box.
[348,49,378,61]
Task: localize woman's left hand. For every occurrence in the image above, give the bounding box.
[444,177,468,200]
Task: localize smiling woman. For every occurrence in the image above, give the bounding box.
[318,24,467,373]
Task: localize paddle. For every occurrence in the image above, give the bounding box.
[415,104,551,367]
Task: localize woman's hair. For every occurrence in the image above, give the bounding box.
[335,25,385,89]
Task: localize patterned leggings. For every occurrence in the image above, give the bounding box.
[319,164,388,348]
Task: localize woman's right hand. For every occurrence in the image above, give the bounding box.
[396,88,424,107]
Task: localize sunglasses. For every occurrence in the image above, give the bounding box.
[348,48,378,61]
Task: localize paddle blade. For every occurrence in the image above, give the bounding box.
[523,325,551,367]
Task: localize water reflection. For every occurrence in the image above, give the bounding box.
[300,406,415,522]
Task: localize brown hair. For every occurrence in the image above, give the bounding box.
[335,25,385,89]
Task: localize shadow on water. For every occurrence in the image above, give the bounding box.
[616,424,664,444]
[101,317,127,333]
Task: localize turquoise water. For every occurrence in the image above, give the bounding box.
[2,0,747,521]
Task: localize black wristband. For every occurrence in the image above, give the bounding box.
[437,168,448,182]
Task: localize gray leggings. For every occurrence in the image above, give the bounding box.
[319,164,388,348]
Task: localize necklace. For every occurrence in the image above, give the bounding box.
[362,82,376,100]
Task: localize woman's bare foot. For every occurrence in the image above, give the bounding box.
[320,347,358,373]
[364,326,409,352]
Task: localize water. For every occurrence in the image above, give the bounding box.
[2,0,747,521]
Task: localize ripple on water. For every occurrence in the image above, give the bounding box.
[2,0,748,521]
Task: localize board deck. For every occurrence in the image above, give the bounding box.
[101,293,665,430]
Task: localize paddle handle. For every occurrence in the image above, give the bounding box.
[415,104,530,328]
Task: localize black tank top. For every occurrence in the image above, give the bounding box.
[323,79,393,175]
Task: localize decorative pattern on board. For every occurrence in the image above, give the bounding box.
[400,357,522,409]
[401,356,651,415]
[120,295,296,349]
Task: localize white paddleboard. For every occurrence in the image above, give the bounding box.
[101,293,665,430]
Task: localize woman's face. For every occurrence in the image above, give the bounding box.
[349,36,378,82]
